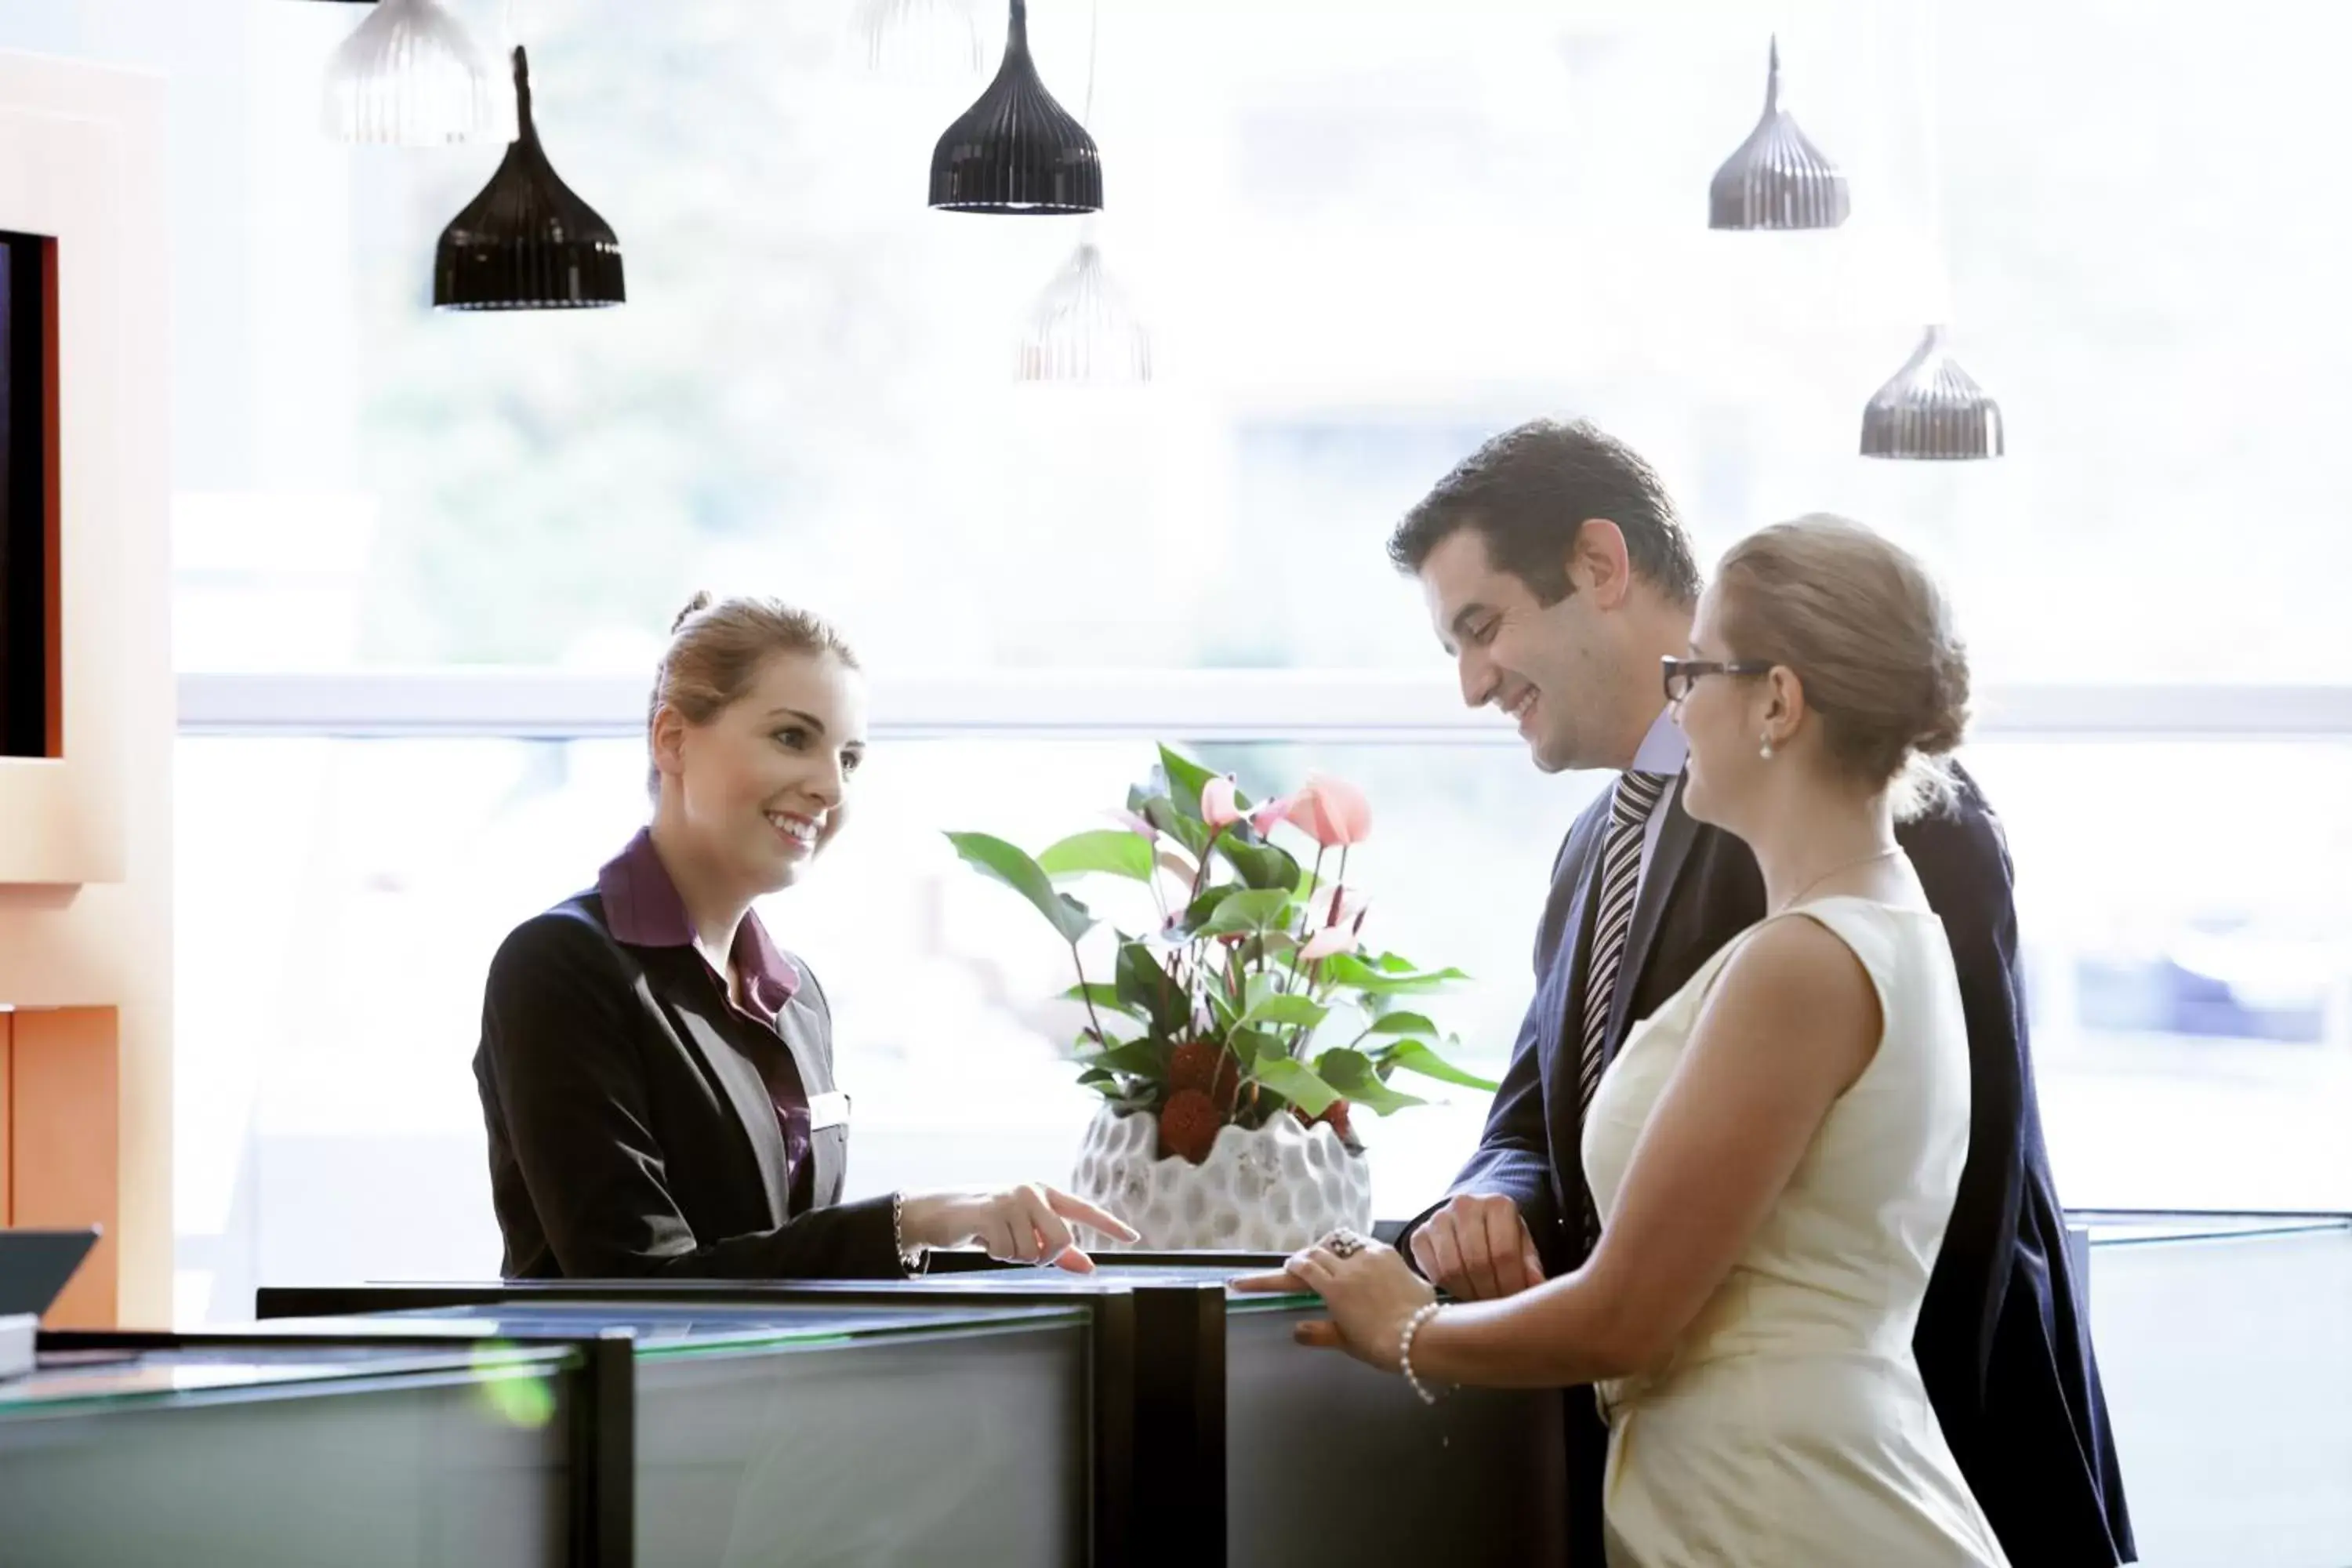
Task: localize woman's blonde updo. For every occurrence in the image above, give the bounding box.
[1713,515,1969,808]
[645,593,860,797]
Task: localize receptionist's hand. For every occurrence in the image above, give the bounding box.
[900,1184,1140,1272]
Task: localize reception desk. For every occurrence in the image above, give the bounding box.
[261,1261,1570,1567]
[0,1333,591,1566]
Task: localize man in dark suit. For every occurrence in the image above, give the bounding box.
[1389,419,2134,1566]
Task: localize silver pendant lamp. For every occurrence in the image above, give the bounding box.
[1859,1,2002,459]
[1709,38,1849,230]
[321,0,496,146]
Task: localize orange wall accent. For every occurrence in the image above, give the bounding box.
[0,56,172,1327]
[10,1008,120,1327]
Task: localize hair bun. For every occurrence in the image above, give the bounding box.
[670,591,714,635]
[1911,641,1972,757]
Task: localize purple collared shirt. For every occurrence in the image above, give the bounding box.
[598,828,812,1195]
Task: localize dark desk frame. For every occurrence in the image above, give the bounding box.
[37,1323,636,1568]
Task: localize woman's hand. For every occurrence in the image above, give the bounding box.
[1233,1234,1437,1372]
[899,1184,1139,1272]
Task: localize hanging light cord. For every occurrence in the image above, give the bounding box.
[1081,0,1099,126]
[1917,0,1951,323]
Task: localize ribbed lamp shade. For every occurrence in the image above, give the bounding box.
[321,0,495,146]
[434,48,624,311]
[929,0,1102,213]
[1860,326,2004,459]
[1019,241,1151,382]
[1709,38,1849,231]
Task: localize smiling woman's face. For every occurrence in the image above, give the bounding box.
[659,649,868,895]
[1672,583,1771,829]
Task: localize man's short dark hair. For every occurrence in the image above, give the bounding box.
[1386,419,1702,607]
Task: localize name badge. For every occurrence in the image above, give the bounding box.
[808,1091,851,1131]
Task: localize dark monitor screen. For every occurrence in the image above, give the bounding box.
[0,230,56,762]
[0,1227,100,1317]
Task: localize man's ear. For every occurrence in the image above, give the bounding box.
[1570,517,1634,608]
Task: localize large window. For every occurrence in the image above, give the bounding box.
[9,0,2343,1321]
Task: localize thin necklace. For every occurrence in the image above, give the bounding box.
[1773,846,1902,915]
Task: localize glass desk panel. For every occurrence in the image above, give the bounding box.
[1221,1300,1567,1566]
[0,1345,575,1568]
[390,1301,1091,1568]
[2087,1219,2352,1568]
[727,1263,1570,1563]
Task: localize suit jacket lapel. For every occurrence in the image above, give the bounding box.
[775,1000,843,1207]
[675,1007,794,1224]
[1604,775,1700,1055]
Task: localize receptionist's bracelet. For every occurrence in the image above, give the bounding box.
[891,1191,929,1277]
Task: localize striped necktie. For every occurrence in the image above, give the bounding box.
[1578,770,1673,1123]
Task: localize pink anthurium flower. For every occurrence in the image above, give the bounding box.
[1301,923,1356,961]
[1105,808,1160,840]
[1287,772,1372,848]
[1321,884,1368,930]
[1200,775,1244,830]
[1247,795,1295,838]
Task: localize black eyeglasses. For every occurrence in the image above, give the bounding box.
[1661,655,1773,704]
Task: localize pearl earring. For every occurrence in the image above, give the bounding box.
[1759,735,1774,759]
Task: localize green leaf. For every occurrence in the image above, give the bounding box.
[1219,836,1301,892]
[946,832,1095,945]
[1083,1039,1170,1080]
[1360,1011,1438,1037]
[1080,1014,1147,1047]
[1243,971,1280,1014]
[1314,1048,1428,1116]
[1063,982,1148,1022]
[1160,884,1236,940]
[1200,887,1294,936]
[1241,931,1300,965]
[1038,830,1155,883]
[1138,793,1211,858]
[1243,993,1330,1030]
[1252,1055,1341,1118]
[1157,744,1220,822]
[1227,1025,1285,1065]
[1114,941,1189,1035]
[1375,1039,1501,1093]
[1075,1068,1116,1088]
[1320,953,1468,994]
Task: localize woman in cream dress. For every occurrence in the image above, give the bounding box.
[1240,517,2008,1566]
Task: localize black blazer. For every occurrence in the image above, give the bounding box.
[1407,766,2135,1567]
[474,891,902,1279]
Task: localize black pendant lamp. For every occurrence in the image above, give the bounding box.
[434,47,624,310]
[1709,38,1849,230]
[1860,325,2003,459]
[928,0,1102,213]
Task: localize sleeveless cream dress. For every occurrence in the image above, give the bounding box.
[1581,897,2009,1567]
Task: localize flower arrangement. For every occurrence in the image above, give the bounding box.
[949,746,1496,1164]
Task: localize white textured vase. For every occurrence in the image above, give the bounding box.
[1070,1105,1372,1253]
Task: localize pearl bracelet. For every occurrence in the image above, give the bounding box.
[1399,1301,1449,1406]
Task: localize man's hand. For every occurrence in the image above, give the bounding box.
[1409,1192,1546,1301]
